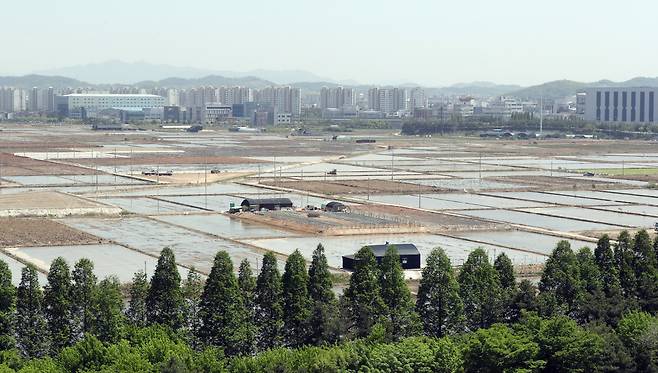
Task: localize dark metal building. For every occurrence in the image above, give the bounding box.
[324,201,348,212]
[342,243,421,270]
[241,198,293,211]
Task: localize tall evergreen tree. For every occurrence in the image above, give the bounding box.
[458,249,501,330]
[539,241,582,313]
[146,247,183,329]
[576,247,603,294]
[282,250,312,347]
[198,251,249,356]
[594,235,621,296]
[15,266,48,358]
[254,252,284,350]
[494,253,517,322]
[306,244,340,346]
[615,231,636,297]
[43,257,72,354]
[71,258,97,340]
[237,260,257,354]
[511,280,537,321]
[379,246,420,340]
[633,230,658,313]
[416,248,464,337]
[308,244,335,304]
[126,271,148,327]
[0,261,15,351]
[181,268,203,349]
[343,246,387,338]
[92,276,123,343]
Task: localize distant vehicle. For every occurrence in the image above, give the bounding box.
[186,125,203,133]
[142,170,173,176]
[582,172,595,177]
[327,169,337,175]
[210,169,222,174]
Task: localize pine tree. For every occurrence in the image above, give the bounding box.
[181,268,203,349]
[379,246,420,340]
[146,247,183,329]
[254,252,283,350]
[308,244,334,304]
[281,250,312,347]
[633,230,658,313]
[307,244,339,346]
[43,257,72,354]
[539,241,582,313]
[458,248,501,330]
[594,235,621,296]
[511,280,537,321]
[126,271,148,327]
[93,276,123,343]
[198,251,249,356]
[416,248,464,337]
[494,253,517,322]
[71,258,97,340]
[342,246,387,338]
[574,247,606,323]
[237,260,257,354]
[615,231,636,297]
[0,261,15,351]
[15,266,48,358]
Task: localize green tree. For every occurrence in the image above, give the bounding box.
[126,271,148,327]
[494,253,517,322]
[237,260,257,354]
[632,230,658,313]
[576,247,602,294]
[536,316,606,372]
[594,234,621,296]
[93,276,123,343]
[416,248,464,337]
[458,248,500,330]
[282,250,312,348]
[306,244,340,346]
[538,241,582,314]
[463,324,545,372]
[511,280,537,321]
[615,231,636,297]
[71,258,97,340]
[146,247,183,329]
[15,266,48,358]
[254,252,284,350]
[198,251,249,356]
[43,257,72,354]
[0,261,15,351]
[181,268,203,349]
[574,247,607,324]
[342,246,387,338]
[379,246,420,340]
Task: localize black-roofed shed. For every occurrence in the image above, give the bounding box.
[241,198,293,211]
[342,243,421,270]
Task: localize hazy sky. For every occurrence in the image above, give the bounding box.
[2,0,656,86]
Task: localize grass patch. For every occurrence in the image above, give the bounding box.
[577,167,658,176]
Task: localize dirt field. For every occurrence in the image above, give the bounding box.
[0,191,103,210]
[260,179,444,195]
[0,218,102,247]
[489,175,628,191]
[0,153,96,176]
[65,155,266,166]
[349,204,504,231]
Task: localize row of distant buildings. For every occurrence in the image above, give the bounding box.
[1,84,657,125]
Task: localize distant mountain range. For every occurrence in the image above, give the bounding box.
[508,77,658,99]
[35,60,341,85]
[3,62,658,100]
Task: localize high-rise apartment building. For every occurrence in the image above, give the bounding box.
[584,87,657,123]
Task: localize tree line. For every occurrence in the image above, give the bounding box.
[0,229,655,371]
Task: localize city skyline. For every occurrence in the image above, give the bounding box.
[2,0,657,86]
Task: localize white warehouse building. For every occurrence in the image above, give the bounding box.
[584,87,657,123]
[56,94,166,118]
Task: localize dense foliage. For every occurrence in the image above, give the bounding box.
[0,232,655,371]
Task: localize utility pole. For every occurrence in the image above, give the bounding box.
[539,96,544,135]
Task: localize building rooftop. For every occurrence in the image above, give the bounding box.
[64,94,163,98]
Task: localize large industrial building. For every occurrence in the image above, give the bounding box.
[583,87,657,123]
[56,94,165,119]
